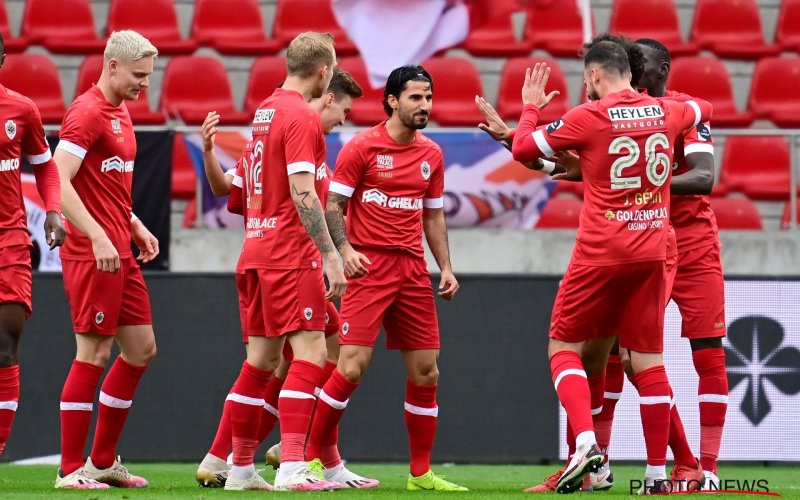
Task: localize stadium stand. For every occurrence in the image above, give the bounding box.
[20,0,104,54]
[244,56,287,117]
[75,55,165,125]
[0,53,65,124]
[776,0,800,52]
[272,0,358,55]
[191,0,280,55]
[781,201,800,230]
[496,56,569,124]
[335,56,386,125]
[719,136,793,201]
[421,57,485,126]
[161,56,251,125]
[690,0,780,59]
[609,0,699,56]
[106,0,198,54]
[525,0,593,57]
[461,0,531,57]
[709,196,764,230]
[0,0,27,53]
[748,57,800,128]
[666,57,755,127]
[535,196,583,229]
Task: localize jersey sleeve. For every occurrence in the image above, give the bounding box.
[21,102,52,165]
[683,122,714,156]
[512,104,588,162]
[284,109,322,176]
[329,138,365,198]
[424,149,445,209]
[55,105,102,160]
[662,98,713,135]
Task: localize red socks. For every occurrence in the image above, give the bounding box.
[60,360,103,474]
[633,365,672,467]
[595,354,623,454]
[307,369,357,467]
[229,361,272,466]
[668,387,696,467]
[0,365,20,456]
[693,347,728,473]
[405,381,438,477]
[90,356,147,468]
[208,399,233,461]
[257,374,284,444]
[550,351,594,439]
[320,360,337,386]
[279,360,321,463]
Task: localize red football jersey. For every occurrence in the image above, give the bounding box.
[513,89,711,266]
[0,85,53,248]
[57,85,137,260]
[662,91,719,253]
[329,121,445,258]
[239,88,329,270]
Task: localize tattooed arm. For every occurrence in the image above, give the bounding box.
[326,192,371,278]
[289,172,346,300]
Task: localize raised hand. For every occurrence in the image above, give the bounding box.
[521,63,560,109]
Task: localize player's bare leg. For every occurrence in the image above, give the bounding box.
[0,304,25,458]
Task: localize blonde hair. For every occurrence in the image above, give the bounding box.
[286,32,335,78]
[104,30,158,64]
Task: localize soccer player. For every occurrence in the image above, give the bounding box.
[594,38,727,489]
[0,33,66,458]
[511,42,711,493]
[53,30,159,490]
[306,65,468,492]
[219,31,345,492]
[195,67,363,488]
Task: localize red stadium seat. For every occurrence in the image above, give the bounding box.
[496,57,569,124]
[273,0,357,55]
[690,0,779,59]
[161,56,251,125]
[21,0,104,54]
[0,54,64,124]
[551,181,584,199]
[776,0,800,52]
[609,0,698,56]
[421,57,484,126]
[462,0,531,57]
[719,136,793,201]
[171,133,196,200]
[666,57,754,127]
[0,0,27,52]
[75,55,165,124]
[781,201,800,229]
[535,196,582,229]
[107,0,198,55]
[244,56,287,117]
[335,57,386,126]
[748,57,800,127]
[191,0,280,55]
[525,1,594,57]
[709,197,763,230]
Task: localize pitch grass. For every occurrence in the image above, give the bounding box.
[0,463,798,499]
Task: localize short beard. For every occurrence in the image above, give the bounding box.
[400,110,429,130]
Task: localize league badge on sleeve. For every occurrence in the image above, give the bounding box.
[5,120,16,140]
[546,118,564,134]
[421,161,431,181]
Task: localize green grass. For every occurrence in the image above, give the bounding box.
[0,463,797,499]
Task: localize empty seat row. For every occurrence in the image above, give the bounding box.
[536,195,765,230]
[466,0,800,59]
[2,0,357,56]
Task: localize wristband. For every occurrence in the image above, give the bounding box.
[540,160,556,175]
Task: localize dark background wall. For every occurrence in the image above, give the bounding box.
[4,273,560,463]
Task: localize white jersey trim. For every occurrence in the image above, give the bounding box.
[99,391,132,409]
[59,401,93,411]
[687,100,702,128]
[287,161,315,175]
[603,391,622,400]
[423,197,444,209]
[263,402,279,417]
[279,389,316,400]
[226,392,265,407]
[24,150,52,165]
[684,143,714,156]
[0,401,18,411]
[698,394,729,404]
[532,129,556,157]
[639,395,672,405]
[231,174,243,188]
[319,389,348,410]
[553,368,586,391]
[329,181,355,198]
[56,140,87,160]
[591,405,603,416]
[404,402,439,417]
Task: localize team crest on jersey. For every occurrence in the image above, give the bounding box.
[546,118,564,134]
[110,118,122,134]
[95,312,105,324]
[4,120,15,140]
[342,322,349,335]
[420,161,431,180]
[304,307,313,321]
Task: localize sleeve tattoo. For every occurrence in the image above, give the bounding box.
[291,183,335,254]
[325,192,350,251]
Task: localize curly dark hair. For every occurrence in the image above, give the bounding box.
[581,33,644,87]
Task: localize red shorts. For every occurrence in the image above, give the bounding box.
[0,245,32,317]
[235,271,249,343]
[282,302,340,361]
[62,256,152,335]
[339,249,439,350]
[550,260,666,353]
[242,268,326,338]
[670,243,726,338]
[665,249,678,305]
